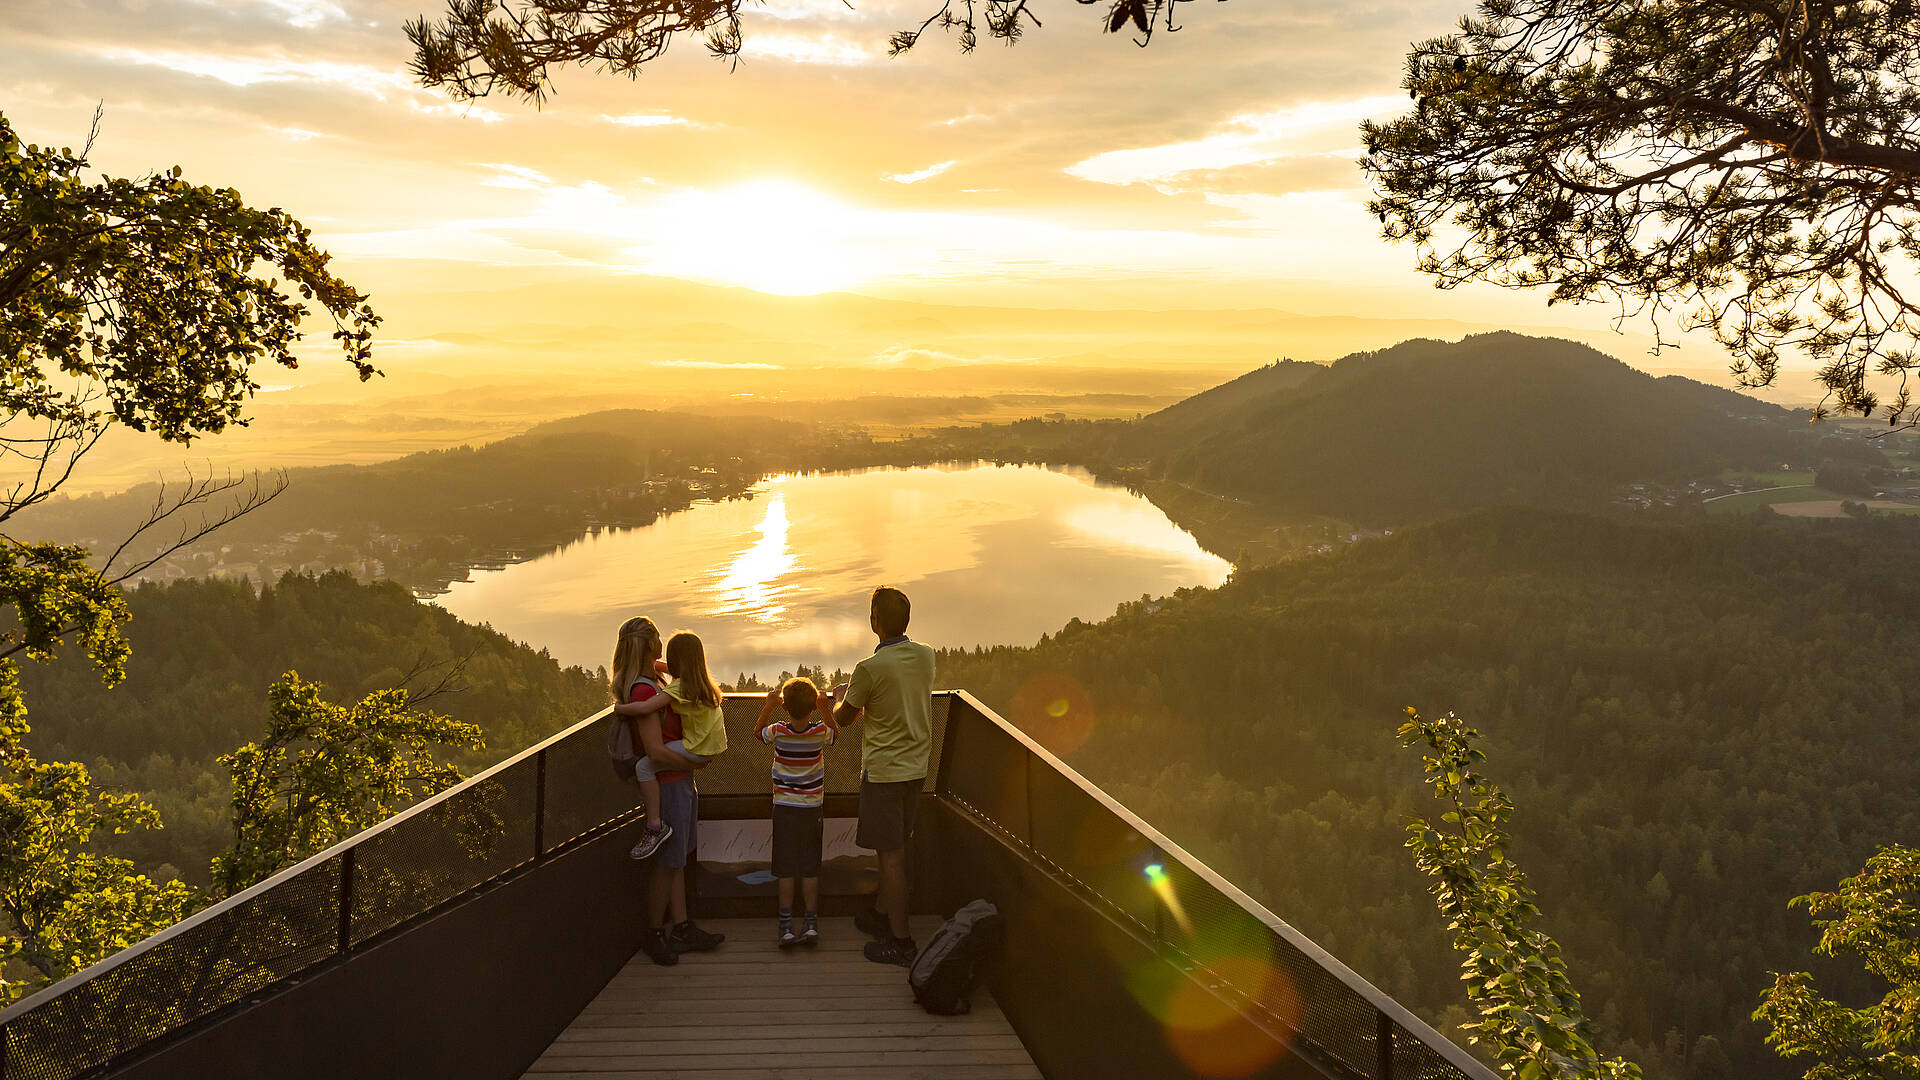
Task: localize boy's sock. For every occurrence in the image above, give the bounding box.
[778,907,793,933]
[804,911,818,930]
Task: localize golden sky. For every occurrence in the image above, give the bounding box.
[0,0,1817,490]
[2,0,1591,310]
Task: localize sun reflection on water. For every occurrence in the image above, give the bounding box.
[711,494,798,623]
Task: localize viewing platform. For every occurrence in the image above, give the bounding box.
[529,916,1036,1079]
[1,692,1497,1080]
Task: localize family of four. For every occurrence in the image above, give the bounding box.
[607,586,934,968]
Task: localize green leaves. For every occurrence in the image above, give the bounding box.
[1399,707,1642,1080]
[212,673,484,896]
[1754,844,1920,1080]
[1362,0,1920,425]
[1,110,378,454]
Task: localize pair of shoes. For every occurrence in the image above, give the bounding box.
[629,823,672,860]
[853,905,891,942]
[864,937,916,967]
[778,921,799,948]
[671,921,726,953]
[639,928,678,966]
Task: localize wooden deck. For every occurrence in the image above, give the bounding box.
[524,917,1040,1079]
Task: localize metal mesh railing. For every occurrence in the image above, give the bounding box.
[1,854,343,1080]
[936,692,1498,1080]
[1,690,1489,1080]
[0,692,863,1080]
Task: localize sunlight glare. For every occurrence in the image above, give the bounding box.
[635,180,882,296]
[712,494,798,622]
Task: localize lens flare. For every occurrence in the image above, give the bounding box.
[1124,916,1302,1078]
[1011,672,1096,752]
[1144,863,1195,936]
[1163,953,1300,1077]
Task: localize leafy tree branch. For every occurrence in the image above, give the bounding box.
[1399,706,1643,1080]
[1362,0,1920,424]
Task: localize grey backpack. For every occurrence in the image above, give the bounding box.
[606,713,639,781]
[908,899,1004,1015]
[606,677,656,781]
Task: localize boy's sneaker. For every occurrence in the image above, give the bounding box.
[629,823,671,860]
[864,937,916,967]
[801,915,819,947]
[639,928,678,966]
[778,921,799,948]
[853,905,891,942]
[671,921,726,953]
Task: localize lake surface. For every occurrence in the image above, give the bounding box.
[433,464,1231,679]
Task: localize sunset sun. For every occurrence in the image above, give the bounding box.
[639,179,882,296]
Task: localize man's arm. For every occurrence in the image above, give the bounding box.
[829,684,862,728]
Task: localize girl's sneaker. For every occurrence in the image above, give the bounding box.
[629,823,672,860]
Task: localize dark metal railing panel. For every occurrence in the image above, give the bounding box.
[939,691,1498,1080]
[347,758,539,946]
[0,690,916,1080]
[943,707,1033,843]
[1,854,343,1080]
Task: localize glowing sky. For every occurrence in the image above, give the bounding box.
[2,0,1825,498]
[3,0,1593,313]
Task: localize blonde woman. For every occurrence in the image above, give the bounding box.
[606,616,724,965]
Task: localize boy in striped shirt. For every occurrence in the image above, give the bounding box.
[755,678,839,946]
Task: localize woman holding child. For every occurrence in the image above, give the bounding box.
[607,616,727,966]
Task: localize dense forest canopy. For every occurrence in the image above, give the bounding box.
[940,506,1920,1080]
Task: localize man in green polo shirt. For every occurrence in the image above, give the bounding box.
[831,585,935,966]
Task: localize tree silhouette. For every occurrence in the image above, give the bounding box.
[1362,0,1920,424]
[405,0,1176,105]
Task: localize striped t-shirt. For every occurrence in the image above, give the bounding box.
[760,717,836,808]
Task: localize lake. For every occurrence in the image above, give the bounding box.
[433,463,1231,679]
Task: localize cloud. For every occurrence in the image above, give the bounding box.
[602,112,706,128]
[92,45,507,121]
[655,359,783,370]
[1066,95,1403,188]
[478,163,556,190]
[872,346,979,367]
[739,32,879,65]
[885,160,955,184]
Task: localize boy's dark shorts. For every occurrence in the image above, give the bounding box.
[771,804,824,878]
[659,778,698,869]
[856,776,920,853]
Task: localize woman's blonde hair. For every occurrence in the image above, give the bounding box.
[609,616,661,703]
[664,631,721,709]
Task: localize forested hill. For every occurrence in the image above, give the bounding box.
[938,506,1920,1080]
[1129,333,1808,522]
[21,572,608,884]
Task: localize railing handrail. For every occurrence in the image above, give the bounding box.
[0,696,640,1027]
[946,690,1500,1080]
[2,686,830,1027]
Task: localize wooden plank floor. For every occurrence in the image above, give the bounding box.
[524,917,1040,1079]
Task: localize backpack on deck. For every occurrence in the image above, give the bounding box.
[908,899,1004,1015]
